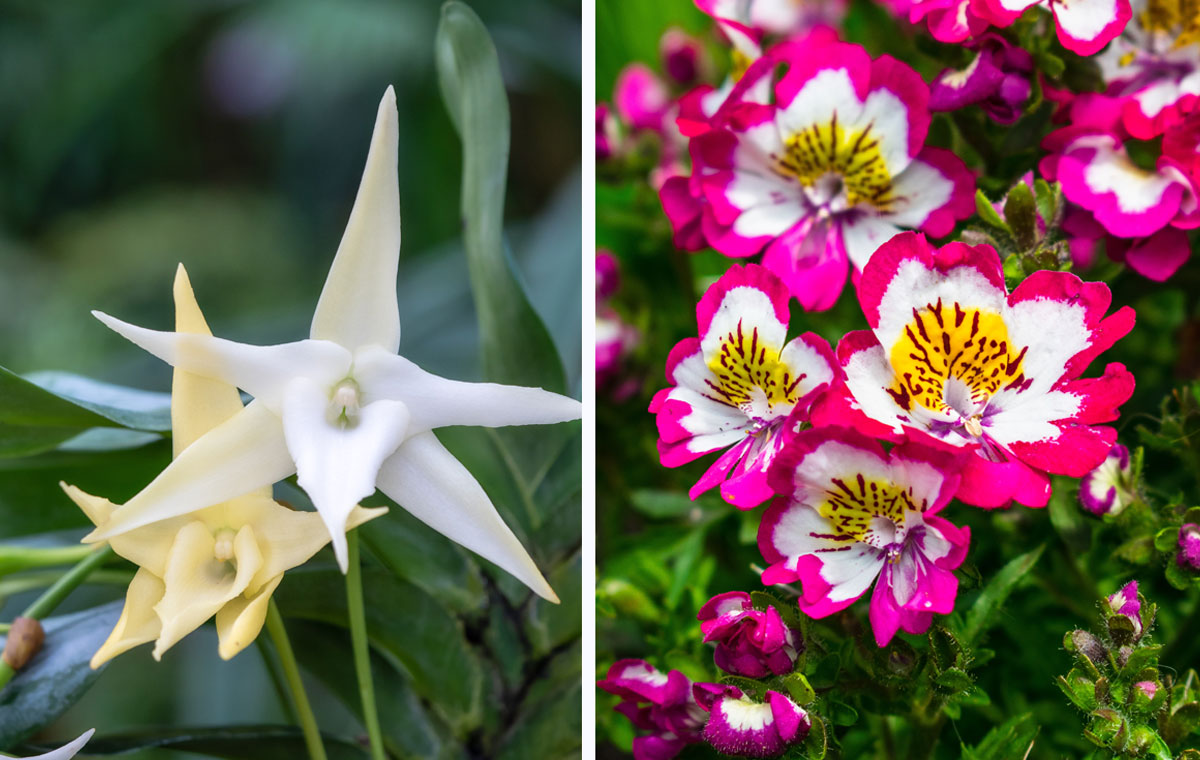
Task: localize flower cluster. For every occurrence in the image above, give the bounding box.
[65,88,581,664]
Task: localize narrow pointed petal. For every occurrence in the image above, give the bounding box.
[61,483,183,575]
[310,87,402,353]
[171,264,252,457]
[85,401,295,542]
[250,503,388,584]
[92,311,351,412]
[215,574,282,660]
[90,568,163,668]
[282,377,410,571]
[375,432,558,602]
[28,729,96,760]
[355,348,581,433]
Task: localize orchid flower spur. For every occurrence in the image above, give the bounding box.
[64,267,386,666]
[759,426,970,646]
[650,264,838,508]
[689,35,974,310]
[972,0,1132,55]
[825,232,1135,508]
[85,87,580,601]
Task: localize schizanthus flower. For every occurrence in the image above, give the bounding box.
[651,264,838,508]
[1106,580,1143,638]
[695,684,811,758]
[694,0,847,37]
[1098,0,1200,140]
[596,250,640,396]
[929,33,1033,125]
[973,0,1132,55]
[698,591,802,677]
[881,0,989,43]
[1178,523,1200,572]
[690,35,974,310]
[1079,443,1136,515]
[1042,96,1198,280]
[828,232,1135,508]
[760,426,970,646]
[598,660,709,760]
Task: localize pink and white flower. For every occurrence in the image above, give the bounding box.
[650,264,838,508]
[598,660,710,760]
[929,34,1033,125]
[1042,95,1199,280]
[615,63,673,135]
[1097,0,1200,140]
[695,684,811,758]
[759,426,970,646]
[882,0,991,43]
[697,591,802,677]
[972,0,1132,56]
[597,251,640,395]
[826,232,1135,508]
[690,38,974,310]
[1178,523,1200,572]
[1106,580,1143,637]
[694,0,847,37]
[1079,442,1136,515]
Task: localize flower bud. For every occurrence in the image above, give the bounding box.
[1178,523,1200,572]
[1079,444,1135,516]
[1,617,45,670]
[659,28,707,86]
[698,592,802,678]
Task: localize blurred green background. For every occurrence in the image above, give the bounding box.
[0,0,580,756]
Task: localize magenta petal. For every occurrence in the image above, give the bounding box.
[768,691,809,742]
[1116,226,1191,282]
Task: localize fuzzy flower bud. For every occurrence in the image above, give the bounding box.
[598,659,710,760]
[1105,581,1143,642]
[698,592,802,678]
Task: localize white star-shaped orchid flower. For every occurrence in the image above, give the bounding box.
[85,87,580,601]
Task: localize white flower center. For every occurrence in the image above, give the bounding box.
[213,528,237,562]
[329,378,362,426]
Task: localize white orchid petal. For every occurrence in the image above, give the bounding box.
[355,348,581,433]
[282,377,410,572]
[310,86,402,353]
[25,729,96,760]
[376,432,558,602]
[85,401,295,542]
[92,311,352,412]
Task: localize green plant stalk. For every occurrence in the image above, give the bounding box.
[346,531,386,760]
[0,569,132,599]
[265,600,328,760]
[0,543,95,576]
[0,545,115,688]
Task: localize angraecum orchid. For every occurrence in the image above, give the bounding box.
[88,87,581,600]
[599,1,1200,757]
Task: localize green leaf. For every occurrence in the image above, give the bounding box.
[23,371,172,432]
[58,726,369,760]
[825,698,858,726]
[525,551,582,658]
[285,621,447,760]
[273,565,484,735]
[975,189,1009,231]
[1033,178,1061,228]
[435,0,565,393]
[961,712,1039,760]
[935,667,974,694]
[1005,181,1038,250]
[0,366,113,457]
[803,715,828,760]
[494,643,582,760]
[629,489,705,519]
[1049,478,1090,554]
[0,601,122,747]
[781,673,816,706]
[359,505,485,614]
[1155,527,1181,553]
[961,544,1044,647]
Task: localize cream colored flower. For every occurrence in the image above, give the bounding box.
[63,267,384,667]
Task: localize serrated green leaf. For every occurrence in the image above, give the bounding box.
[435,1,566,393]
[962,545,1044,647]
[0,601,122,747]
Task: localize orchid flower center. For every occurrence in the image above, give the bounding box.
[213,527,237,563]
[329,378,362,427]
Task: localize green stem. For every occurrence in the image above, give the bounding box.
[0,569,132,601]
[265,600,327,760]
[21,545,114,620]
[256,636,297,724]
[346,531,386,760]
[0,544,95,576]
[0,545,114,689]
